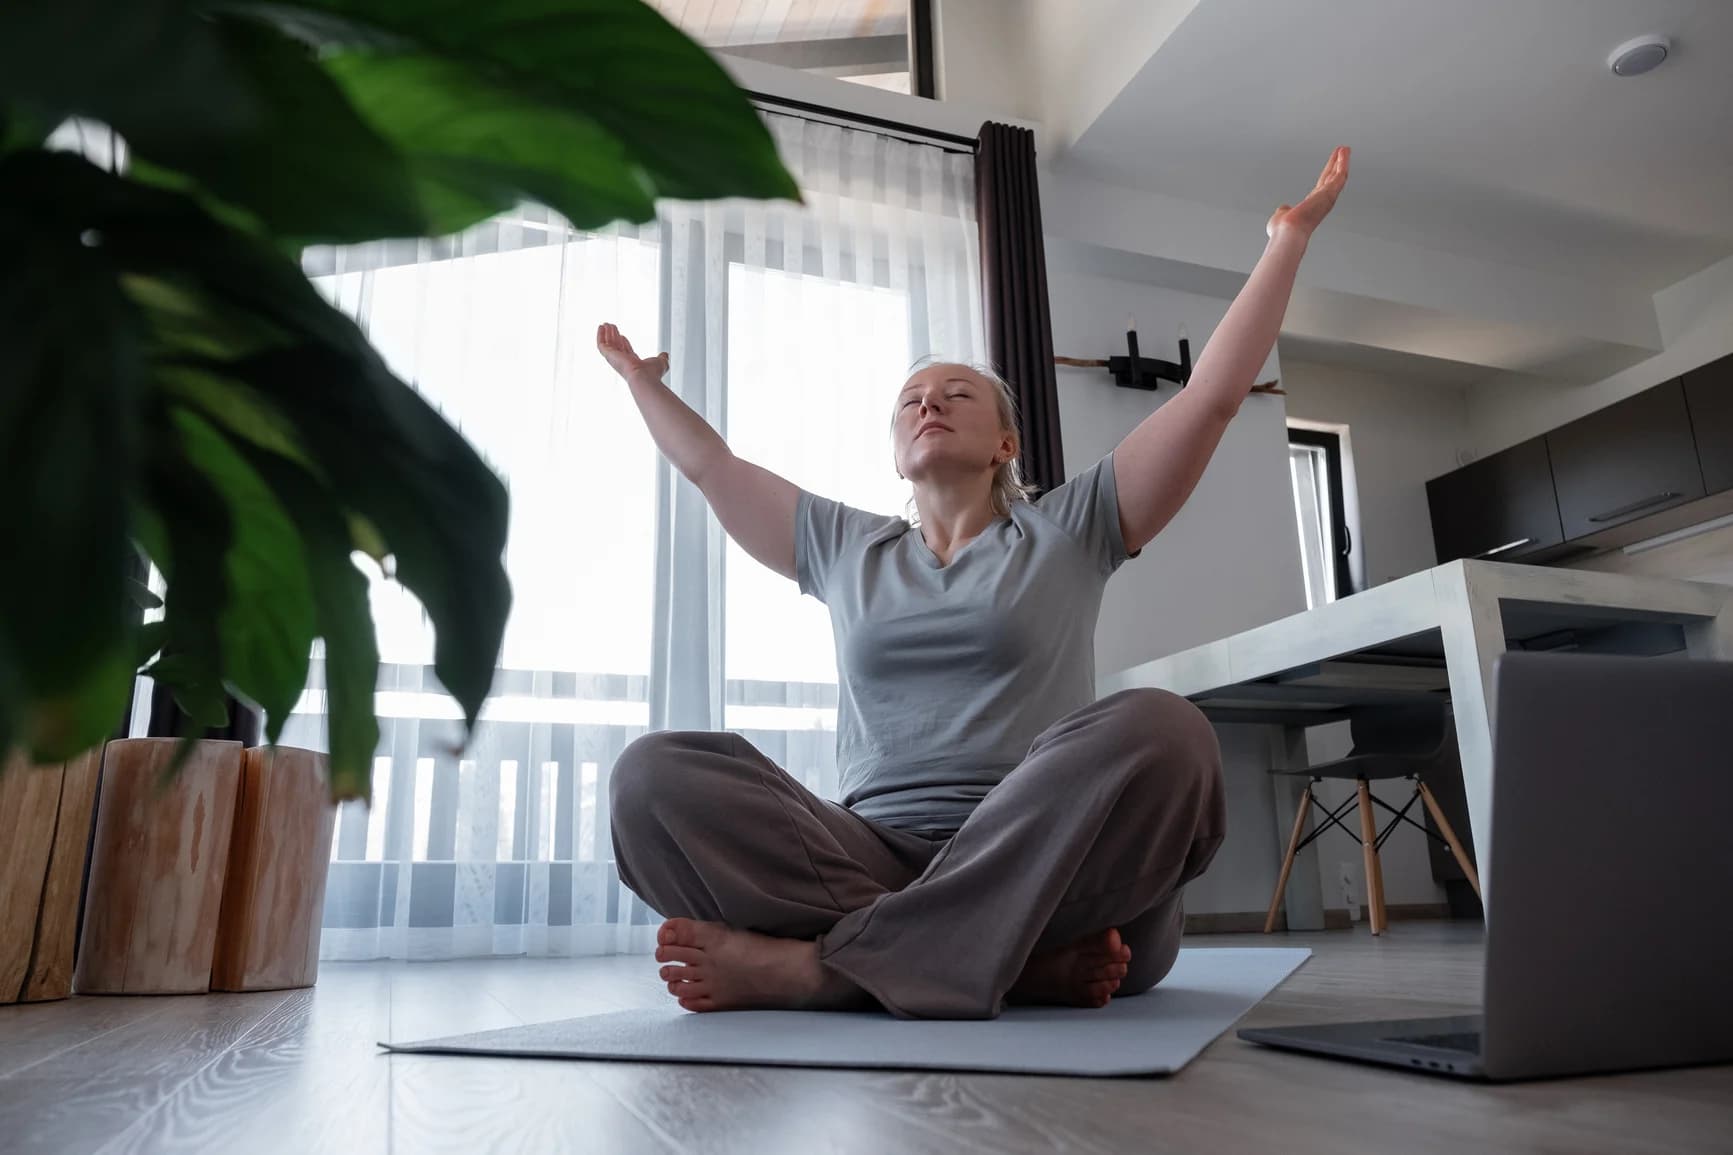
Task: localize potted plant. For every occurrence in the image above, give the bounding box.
[0,0,798,999]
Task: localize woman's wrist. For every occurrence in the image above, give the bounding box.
[1264,226,1311,258]
[625,364,667,389]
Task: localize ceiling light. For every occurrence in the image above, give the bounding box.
[1608,35,1671,77]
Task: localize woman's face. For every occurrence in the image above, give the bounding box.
[891,364,1015,485]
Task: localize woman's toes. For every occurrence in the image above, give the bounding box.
[1085,961,1128,983]
[679,995,717,1013]
[656,944,699,964]
[659,918,701,947]
[659,964,699,982]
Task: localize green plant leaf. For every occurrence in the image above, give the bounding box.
[144,653,231,730]
[0,160,142,702]
[141,14,427,243]
[348,514,389,562]
[24,643,137,761]
[170,408,317,744]
[6,151,358,351]
[252,0,800,205]
[220,344,510,731]
[244,450,382,801]
[135,619,168,666]
[155,363,313,466]
[139,410,235,735]
[124,273,286,362]
[1,105,55,156]
[0,640,17,768]
[125,576,165,611]
[322,52,656,234]
[4,153,508,742]
[2,4,426,243]
[0,0,257,146]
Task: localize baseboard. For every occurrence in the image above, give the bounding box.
[1183,910,1349,935]
[1185,903,1455,935]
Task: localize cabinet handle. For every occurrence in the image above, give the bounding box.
[1587,491,1682,523]
[1472,538,1533,559]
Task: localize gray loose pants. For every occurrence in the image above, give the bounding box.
[609,688,1225,1019]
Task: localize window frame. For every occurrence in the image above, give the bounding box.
[910,0,936,98]
[1287,426,1355,603]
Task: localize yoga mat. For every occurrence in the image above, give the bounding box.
[381,947,1310,1077]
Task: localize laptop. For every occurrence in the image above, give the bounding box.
[1238,651,1733,1081]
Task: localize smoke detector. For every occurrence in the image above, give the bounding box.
[1608,35,1671,77]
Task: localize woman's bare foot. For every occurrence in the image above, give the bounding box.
[654,918,870,1013]
[1008,928,1132,1008]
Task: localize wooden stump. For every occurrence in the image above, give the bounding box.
[212,747,335,992]
[74,739,242,995]
[0,749,102,1004]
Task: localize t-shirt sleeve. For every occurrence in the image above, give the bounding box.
[795,491,899,602]
[1032,452,1137,575]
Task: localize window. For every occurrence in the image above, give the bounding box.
[653,0,935,97]
[1288,427,1353,609]
[279,109,979,960]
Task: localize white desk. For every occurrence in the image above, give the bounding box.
[1103,560,1733,929]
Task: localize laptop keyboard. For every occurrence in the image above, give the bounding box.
[1391,1031,1482,1053]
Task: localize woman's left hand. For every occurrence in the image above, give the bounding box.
[1267,146,1350,241]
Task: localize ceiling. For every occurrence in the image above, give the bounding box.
[650,0,907,49]
[653,0,910,88]
[1064,0,1733,295]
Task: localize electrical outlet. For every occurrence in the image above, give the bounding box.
[1340,861,1361,922]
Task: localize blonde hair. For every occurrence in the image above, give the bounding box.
[895,357,1038,521]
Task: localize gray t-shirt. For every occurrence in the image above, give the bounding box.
[795,453,1134,831]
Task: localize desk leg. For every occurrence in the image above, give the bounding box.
[1269,725,1324,932]
[1437,568,1505,917]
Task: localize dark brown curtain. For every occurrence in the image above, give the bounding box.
[975,121,1064,493]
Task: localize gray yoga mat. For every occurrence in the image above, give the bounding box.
[381,947,1310,1077]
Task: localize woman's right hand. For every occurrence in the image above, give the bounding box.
[596,330,800,583]
[597,323,669,383]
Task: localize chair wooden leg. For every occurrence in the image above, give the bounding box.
[1417,780,1482,900]
[1264,785,1314,933]
[1356,780,1388,936]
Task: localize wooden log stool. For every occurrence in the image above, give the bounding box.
[1,749,102,1004]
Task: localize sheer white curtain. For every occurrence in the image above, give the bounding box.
[288,112,981,960]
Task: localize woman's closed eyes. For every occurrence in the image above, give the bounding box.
[901,392,970,409]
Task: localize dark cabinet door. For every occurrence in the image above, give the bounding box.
[1426,437,1563,562]
[1684,353,1733,495]
[1547,381,1705,540]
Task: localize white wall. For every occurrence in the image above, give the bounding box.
[1045,267,1311,916]
[932,0,1038,122]
[1282,360,1471,588]
[1468,252,1733,456]
[1049,272,1303,673]
[1277,359,1472,911]
[1023,0,1202,153]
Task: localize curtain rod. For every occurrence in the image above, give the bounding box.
[745,90,978,154]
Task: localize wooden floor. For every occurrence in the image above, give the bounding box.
[2,922,1729,1154]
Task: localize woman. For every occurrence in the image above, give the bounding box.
[597,147,1350,1020]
